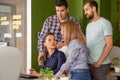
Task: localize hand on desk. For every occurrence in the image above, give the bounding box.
[29,68,43,77]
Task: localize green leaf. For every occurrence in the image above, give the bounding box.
[112,57,120,67]
[39,67,54,78]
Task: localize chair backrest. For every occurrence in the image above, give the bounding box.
[109,46,120,62]
[0,46,23,80]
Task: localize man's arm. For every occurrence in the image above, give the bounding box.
[38,19,49,63]
[38,20,49,53]
[93,35,113,68]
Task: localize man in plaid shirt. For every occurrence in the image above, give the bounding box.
[38,0,81,63]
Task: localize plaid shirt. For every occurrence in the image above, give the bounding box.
[38,15,81,53]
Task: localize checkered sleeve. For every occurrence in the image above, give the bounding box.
[69,16,82,30]
[38,19,49,53]
[75,19,81,30]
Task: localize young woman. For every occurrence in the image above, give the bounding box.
[30,33,66,76]
[55,21,91,80]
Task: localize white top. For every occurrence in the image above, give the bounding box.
[86,17,112,64]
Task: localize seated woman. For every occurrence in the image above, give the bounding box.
[30,33,66,76]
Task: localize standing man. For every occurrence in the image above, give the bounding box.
[38,0,81,63]
[84,1,113,80]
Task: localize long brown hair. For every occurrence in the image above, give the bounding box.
[39,33,55,65]
[61,20,86,45]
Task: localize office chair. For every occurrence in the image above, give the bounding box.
[0,46,23,80]
[109,46,120,61]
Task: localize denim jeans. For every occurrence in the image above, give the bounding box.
[70,69,91,80]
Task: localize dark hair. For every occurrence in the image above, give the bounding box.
[84,0,98,12]
[43,33,55,56]
[38,33,55,65]
[43,33,55,42]
[55,0,68,8]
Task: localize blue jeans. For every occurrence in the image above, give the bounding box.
[70,69,91,80]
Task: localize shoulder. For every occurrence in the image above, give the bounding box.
[99,17,112,30]
[68,16,79,22]
[69,39,86,49]
[68,39,81,48]
[44,15,58,22]
[69,39,80,45]
[99,17,111,25]
[68,16,81,28]
[88,17,112,27]
[47,15,57,19]
[54,49,65,57]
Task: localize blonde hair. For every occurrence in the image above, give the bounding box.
[61,20,86,45]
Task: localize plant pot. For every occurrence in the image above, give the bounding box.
[60,77,69,80]
[114,67,120,72]
[52,77,59,80]
[43,77,52,80]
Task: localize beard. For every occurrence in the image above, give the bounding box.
[86,12,94,20]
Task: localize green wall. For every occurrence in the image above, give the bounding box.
[68,0,84,32]
[111,0,120,46]
[32,0,120,71]
[100,0,111,20]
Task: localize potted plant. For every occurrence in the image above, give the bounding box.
[39,67,54,80]
[111,57,120,72]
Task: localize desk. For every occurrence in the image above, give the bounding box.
[19,77,60,80]
[109,70,120,80]
[19,77,69,80]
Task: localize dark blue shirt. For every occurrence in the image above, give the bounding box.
[43,49,66,74]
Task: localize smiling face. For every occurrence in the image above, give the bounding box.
[84,3,94,20]
[55,5,68,21]
[44,35,56,50]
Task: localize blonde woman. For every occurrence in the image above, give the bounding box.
[55,21,91,80]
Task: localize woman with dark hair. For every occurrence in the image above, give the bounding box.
[30,33,66,76]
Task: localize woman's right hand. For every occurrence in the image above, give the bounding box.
[29,68,43,77]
